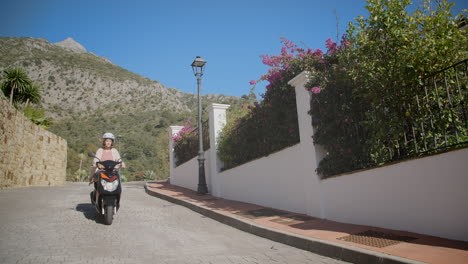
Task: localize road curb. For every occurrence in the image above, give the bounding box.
[145,185,426,264]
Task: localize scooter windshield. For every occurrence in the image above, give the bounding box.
[98,160,121,170]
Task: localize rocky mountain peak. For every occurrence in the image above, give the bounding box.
[54,37,87,53]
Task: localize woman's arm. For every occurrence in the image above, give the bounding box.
[112,149,126,168]
[93,148,103,167]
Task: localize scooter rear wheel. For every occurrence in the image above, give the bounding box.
[104,205,114,225]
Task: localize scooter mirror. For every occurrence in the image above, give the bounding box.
[87,152,95,158]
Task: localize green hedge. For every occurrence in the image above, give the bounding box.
[213,0,467,177]
[173,121,210,167]
[217,69,300,170]
[309,0,468,178]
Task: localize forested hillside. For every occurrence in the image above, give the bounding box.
[0,37,241,181]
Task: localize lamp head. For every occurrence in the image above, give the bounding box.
[191,56,206,77]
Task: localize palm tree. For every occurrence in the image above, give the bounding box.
[18,82,42,107]
[0,67,32,105]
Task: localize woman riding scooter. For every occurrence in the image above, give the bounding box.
[89,132,125,191]
[89,132,126,224]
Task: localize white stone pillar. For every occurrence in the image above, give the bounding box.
[168,126,184,182]
[208,103,230,196]
[288,71,326,218]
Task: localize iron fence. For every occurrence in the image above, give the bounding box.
[364,59,468,163]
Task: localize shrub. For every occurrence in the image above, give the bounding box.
[217,0,467,177]
[217,38,303,170]
[15,93,53,129]
[173,120,210,166]
[144,170,156,181]
[306,41,371,176]
[310,0,468,178]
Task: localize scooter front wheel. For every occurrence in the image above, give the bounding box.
[104,205,114,225]
[90,191,95,205]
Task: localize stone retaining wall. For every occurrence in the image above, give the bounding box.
[0,96,67,189]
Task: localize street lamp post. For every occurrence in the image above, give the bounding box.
[191,56,208,194]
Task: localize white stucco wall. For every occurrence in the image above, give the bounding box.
[170,150,211,192]
[168,73,468,242]
[218,144,309,214]
[321,148,468,241]
[168,126,211,192]
[170,155,198,191]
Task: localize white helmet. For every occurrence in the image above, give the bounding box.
[102,132,115,141]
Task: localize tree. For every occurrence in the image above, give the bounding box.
[345,0,467,163]
[18,82,42,107]
[0,67,32,105]
[303,0,468,177]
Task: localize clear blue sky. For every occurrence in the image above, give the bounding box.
[1,0,467,98]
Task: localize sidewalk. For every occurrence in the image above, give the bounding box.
[145,181,468,264]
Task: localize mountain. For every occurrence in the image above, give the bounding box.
[0,37,242,180]
[54,37,87,53]
[0,37,238,119]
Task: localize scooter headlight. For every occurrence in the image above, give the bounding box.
[101,179,119,192]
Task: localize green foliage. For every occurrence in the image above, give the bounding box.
[347,0,467,162]
[46,91,235,181]
[144,170,156,181]
[310,0,468,178]
[73,169,88,182]
[1,67,52,127]
[216,100,253,169]
[120,172,128,182]
[22,105,53,129]
[217,70,300,170]
[307,52,370,177]
[173,120,210,166]
[143,170,167,181]
[22,82,43,106]
[0,37,242,181]
[1,67,32,105]
[50,108,190,181]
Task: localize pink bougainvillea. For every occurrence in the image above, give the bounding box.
[311,87,321,94]
[253,36,352,90]
[172,120,195,142]
[325,38,338,54]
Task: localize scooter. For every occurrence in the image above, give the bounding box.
[88,152,122,225]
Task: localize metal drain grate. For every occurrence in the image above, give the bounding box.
[234,208,289,219]
[337,230,417,248]
[270,215,317,225]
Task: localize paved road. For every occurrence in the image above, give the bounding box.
[0,182,350,264]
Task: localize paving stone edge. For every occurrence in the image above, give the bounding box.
[145,185,427,264]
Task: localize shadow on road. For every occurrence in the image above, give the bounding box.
[75,203,104,224]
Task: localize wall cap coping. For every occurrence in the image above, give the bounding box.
[288,71,311,88]
[168,126,184,134]
[208,103,230,111]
